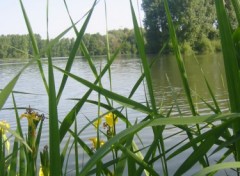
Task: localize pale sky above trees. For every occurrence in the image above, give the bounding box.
[0,0,143,39]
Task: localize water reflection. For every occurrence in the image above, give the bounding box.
[149,53,229,115]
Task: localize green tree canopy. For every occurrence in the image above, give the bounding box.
[142,0,220,54]
[0,29,138,59]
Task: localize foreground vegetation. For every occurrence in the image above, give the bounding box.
[1,0,240,175]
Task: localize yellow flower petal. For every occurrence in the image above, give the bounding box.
[0,121,10,152]
[89,137,105,149]
[0,121,10,134]
[104,113,118,127]
[21,111,41,128]
[39,166,44,176]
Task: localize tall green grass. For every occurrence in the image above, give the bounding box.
[1,0,240,175]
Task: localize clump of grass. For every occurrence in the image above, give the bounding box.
[1,0,240,175]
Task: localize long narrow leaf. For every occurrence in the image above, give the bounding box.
[193,162,240,176]
[54,66,153,115]
[163,0,196,116]
[130,0,157,115]
[215,0,240,160]
[117,144,158,176]
[47,48,61,175]
[79,113,239,175]
[19,0,49,94]
[0,132,4,176]
[0,59,34,110]
[9,93,22,176]
[231,0,240,24]
[59,49,120,142]
[174,132,221,175]
[56,0,97,103]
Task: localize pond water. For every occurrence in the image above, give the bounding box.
[0,53,230,175]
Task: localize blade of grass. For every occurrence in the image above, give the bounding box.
[46,24,61,176]
[0,75,20,111]
[78,113,238,175]
[130,2,168,174]
[19,0,49,94]
[54,66,153,114]
[47,54,61,174]
[167,119,233,162]
[0,132,4,176]
[19,144,26,175]
[128,44,166,100]
[215,0,240,161]
[56,0,97,103]
[117,143,158,176]
[66,128,113,175]
[68,2,118,115]
[163,0,196,116]
[0,59,34,111]
[174,125,228,176]
[74,117,79,175]
[193,162,240,176]
[130,0,157,115]
[163,0,210,168]
[58,48,120,142]
[115,134,135,176]
[103,0,114,107]
[61,137,71,172]
[210,134,240,156]
[78,119,152,176]
[9,93,22,176]
[63,0,112,107]
[127,152,138,175]
[71,99,133,126]
[207,149,233,176]
[45,15,84,52]
[46,1,61,173]
[231,0,240,24]
[63,0,99,78]
[215,0,240,111]
[194,56,221,113]
[8,138,19,176]
[135,126,165,176]
[0,125,31,152]
[35,120,43,162]
[166,74,183,116]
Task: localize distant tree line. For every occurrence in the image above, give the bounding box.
[0,28,138,59]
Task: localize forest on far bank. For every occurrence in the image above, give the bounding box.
[0,28,138,59]
[0,27,223,59]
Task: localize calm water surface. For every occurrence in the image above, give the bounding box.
[0,53,230,175]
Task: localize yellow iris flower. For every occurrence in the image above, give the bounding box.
[0,121,10,134]
[21,112,41,128]
[89,137,105,149]
[39,165,49,176]
[0,121,10,151]
[104,113,118,127]
[39,166,44,176]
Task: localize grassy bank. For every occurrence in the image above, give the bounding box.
[1,0,240,175]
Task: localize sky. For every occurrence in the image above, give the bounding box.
[0,0,144,39]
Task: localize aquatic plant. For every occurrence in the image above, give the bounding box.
[1,0,240,175]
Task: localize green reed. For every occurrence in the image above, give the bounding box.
[1,0,240,175]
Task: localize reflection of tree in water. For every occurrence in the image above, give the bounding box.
[149,54,228,116]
